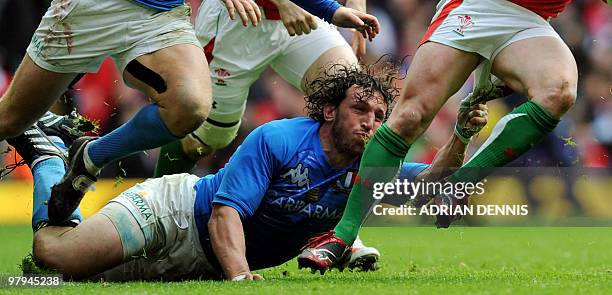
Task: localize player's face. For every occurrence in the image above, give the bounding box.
[332,86,387,157]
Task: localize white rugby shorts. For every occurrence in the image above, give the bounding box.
[27,0,200,74]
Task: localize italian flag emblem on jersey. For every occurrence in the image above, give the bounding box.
[341,170,359,189]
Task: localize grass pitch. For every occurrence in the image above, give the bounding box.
[1,226,611,294]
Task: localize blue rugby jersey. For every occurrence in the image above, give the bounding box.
[290,0,341,23]
[193,118,427,270]
[132,0,341,22]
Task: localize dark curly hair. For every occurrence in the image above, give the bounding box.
[304,59,401,123]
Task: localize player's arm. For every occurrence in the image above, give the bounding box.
[416,101,488,181]
[345,0,368,57]
[209,204,262,281]
[208,126,278,280]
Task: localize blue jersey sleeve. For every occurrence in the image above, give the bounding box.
[213,127,277,219]
[130,0,183,11]
[399,162,429,182]
[290,0,341,23]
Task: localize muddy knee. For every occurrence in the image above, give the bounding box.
[162,90,212,137]
[387,98,438,141]
[530,77,577,119]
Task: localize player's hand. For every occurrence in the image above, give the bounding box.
[472,75,514,105]
[455,98,488,144]
[231,272,265,281]
[222,0,262,27]
[345,0,367,58]
[276,0,318,36]
[331,7,380,41]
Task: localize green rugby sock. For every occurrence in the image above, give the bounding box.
[334,124,410,244]
[448,101,559,183]
[154,140,197,177]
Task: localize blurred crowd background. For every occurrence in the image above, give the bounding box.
[0,0,610,181]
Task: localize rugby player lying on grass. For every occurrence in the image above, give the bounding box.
[12,65,487,281]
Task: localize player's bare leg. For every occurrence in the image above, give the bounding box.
[33,214,124,279]
[124,44,213,137]
[443,36,577,190]
[0,55,77,139]
[386,42,481,141]
[49,43,212,222]
[492,37,577,119]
